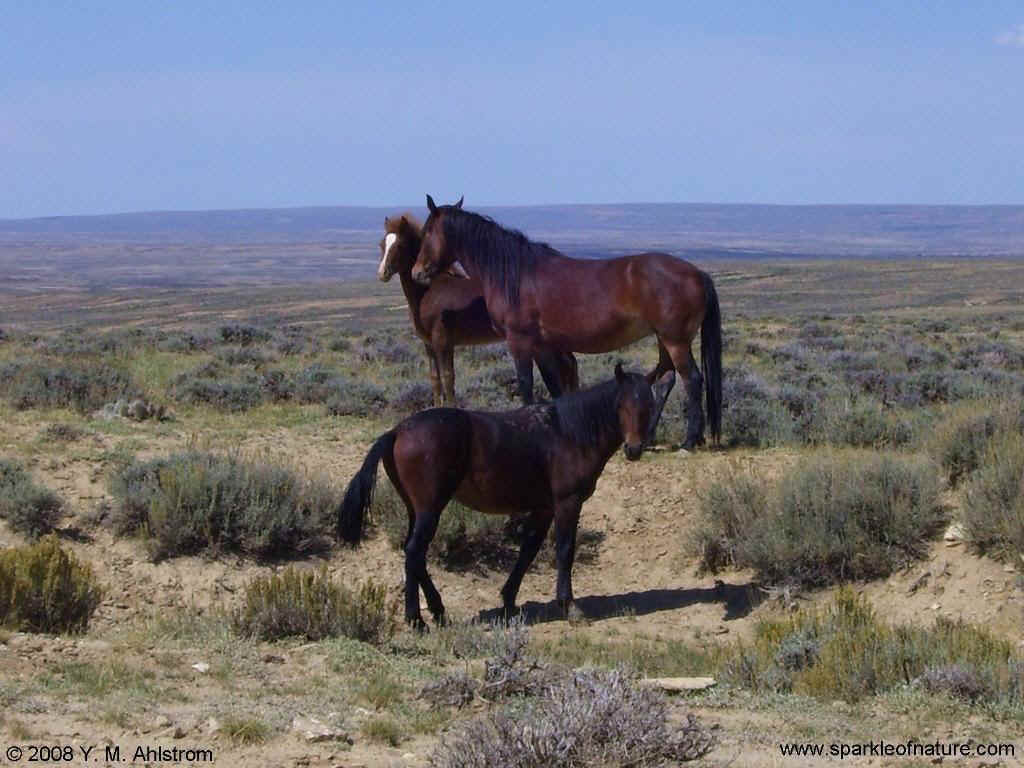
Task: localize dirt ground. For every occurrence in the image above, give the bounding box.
[2,404,1022,768]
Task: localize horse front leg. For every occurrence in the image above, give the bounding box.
[646,341,676,444]
[535,348,565,400]
[423,342,443,407]
[553,497,584,623]
[506,335,536,405]
[438,345,455,406]
[500,511,553,619]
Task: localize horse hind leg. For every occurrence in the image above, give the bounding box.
[685,349,706,446]
[661,340,705,450]
[404,507,444,631]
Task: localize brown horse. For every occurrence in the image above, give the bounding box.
[379,211,579,406]
[339,364,673,629]
[412,196,723,449]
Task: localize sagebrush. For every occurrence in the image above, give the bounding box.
[0,536,103,633]
[108,451,336,560]
[232,566,398,644]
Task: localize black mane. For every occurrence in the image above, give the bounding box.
[551,378,620,446]
[432,207,562,306]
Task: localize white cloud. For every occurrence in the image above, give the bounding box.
[996,24,1024,47]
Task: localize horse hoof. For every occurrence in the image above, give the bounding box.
[564,602,586,625]
[407,616,429,634]
[501,604,519,622]
[432,612,447,628]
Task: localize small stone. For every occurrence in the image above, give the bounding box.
[206,717,222,734]
[192,662,210,673]
[262,653,285,664]
[930,603,940,611]
[943,523,965,542]
[640,677,717,692]
[291,715,352,744]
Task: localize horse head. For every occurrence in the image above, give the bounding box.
[412,194,465,284]
[378,213,423,282]
[615,363,673,460]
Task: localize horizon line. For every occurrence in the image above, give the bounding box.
[5,199,1024,223]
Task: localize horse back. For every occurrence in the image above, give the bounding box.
[526,251,706,352]
[452,410,554,514]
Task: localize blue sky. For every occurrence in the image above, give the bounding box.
[2,2,1023,217]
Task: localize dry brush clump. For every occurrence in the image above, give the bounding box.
[718,589,1024,708]
[0,536,103,634]
[107,451,336,561]
[694,452,944,587]
[425,620,715,767]
[232,566,398,644]
[429,667,715,767]
[961,430,1024,565]
[0,459,64,538]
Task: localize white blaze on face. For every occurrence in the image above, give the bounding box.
[379,233,398,280]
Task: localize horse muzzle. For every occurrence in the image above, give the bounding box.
[623,443,643,461]
[411,265,435,285]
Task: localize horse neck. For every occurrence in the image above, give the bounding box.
[558,390,625,478]
[397,269,429,331]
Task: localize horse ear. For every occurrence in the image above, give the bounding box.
[454,195,464,209]
[614,362,625,385]
[384,216,390,227]
[426,194,437,214]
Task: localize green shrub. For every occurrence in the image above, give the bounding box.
[108,452,336,560]
[232,566,398,644]
[807,399,916,448]
[170,363,265,411]
[324,379,388,416]
[695,452,944,587]
[0,460,64,537]
[0,536,103,633]
[0,359,139,413]
[962,431,1024,564]
[718,589,1024,705]
[930,401,1024,485]
[40,423,87,442]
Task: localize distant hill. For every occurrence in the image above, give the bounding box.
[1,203,1022,290]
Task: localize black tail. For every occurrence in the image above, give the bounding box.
[700,272,723,445]
[338,431,396,545]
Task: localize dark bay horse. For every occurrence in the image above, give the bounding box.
[339,364,673,629]
[411,196,723,449]
[379,212,579,406]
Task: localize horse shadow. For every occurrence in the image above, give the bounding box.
[477,580,763,626]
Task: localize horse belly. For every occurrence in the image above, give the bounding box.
[542,316,651,354]
[453,471,549,515]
